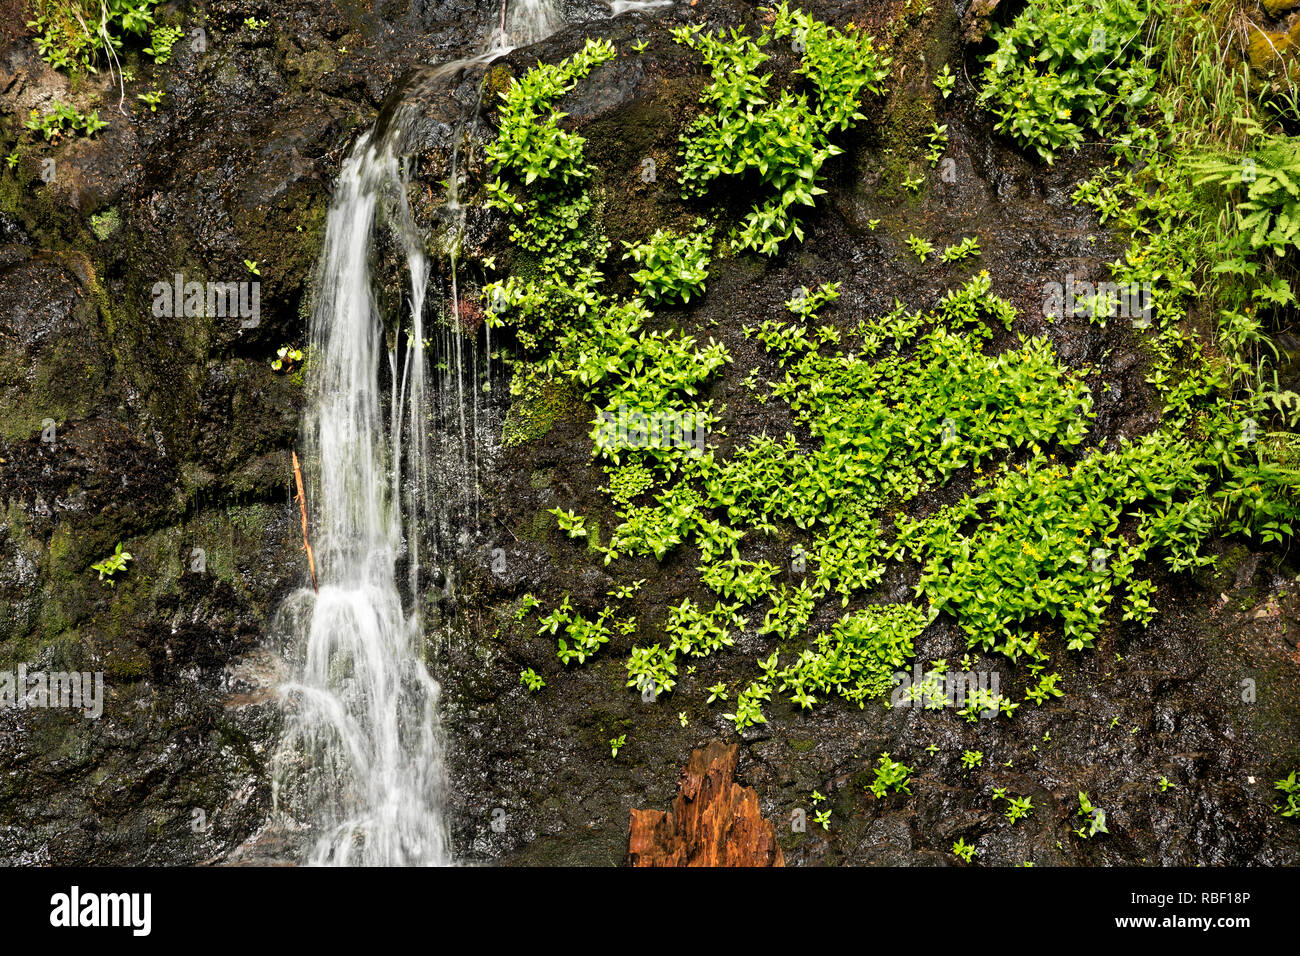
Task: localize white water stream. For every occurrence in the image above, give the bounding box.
[271,0,563,866]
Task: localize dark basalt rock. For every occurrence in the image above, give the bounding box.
[0,0,1295,867]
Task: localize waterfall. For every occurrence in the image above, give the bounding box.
[271,0,566,867]
[272,124,447,866]
[476,0,562,51]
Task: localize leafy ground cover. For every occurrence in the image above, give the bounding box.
[479,2,1300,751]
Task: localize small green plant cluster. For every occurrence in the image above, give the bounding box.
[624,597,745,701]
[724,274,1085,606]
[483,38,617,350]
[1276,771,1300,818]
[905,235,934,262]
[674,3,891,255]
[91,542,132,586]
[952,837,977,862]
[90,207,121,240]
[144,23,182,63]
[25,101,107,141]
[28,0,159,73]
[926,123,947,166]
[538,594,622,666]
[271,346,303,373]
[773,603,931,711]
[548,507,588,539]
[1025,671,1064,705]
[993,788,1035,823]
[515,593,541,621]
[137,89,165,111]
[978,0,1156,163]
[940,236,981,263]
[519,667,546,692]
[1075,791,1109,837]
[622,223,713,304]
[896,433,1204,657]
[868,753,913,798]
[604,461,656,504]
[934,63,955,99]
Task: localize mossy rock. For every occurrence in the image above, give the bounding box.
[503,378,582,446]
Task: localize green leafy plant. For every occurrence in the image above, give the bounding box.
[977,0,1156,163]
[996,792,1034,824]
[926,122,948,166]
[538,593,616,666]
[271,346,303,373]
[675,4,891,255]
[625,643,678,697]
[549,507,588,539]
[906,235,934,261]
[90,207,120,240]
[24,101,107,141]
[144,23,182,63]
[952,837,977,862]
[1276,771,1300,818]
[1075,791,1108,837]
[519,668,546,692]
[136,89,164,111]
[1025,672,1063,705]
[609,734,626,758]
[91,542,133,586]
[1191,134,1300,260]
[723,680,771,732]
[868,753,913,798]
[940,236,981,263]
[622,223,713,304]
[515,593,541,621]
[28,0,159,73]
[934,63,955,99]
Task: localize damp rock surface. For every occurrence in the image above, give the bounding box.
[0,0,1296,867]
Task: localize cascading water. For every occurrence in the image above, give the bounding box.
[272,123,447,866]
[499,0,563,49]
[272,0,565,866]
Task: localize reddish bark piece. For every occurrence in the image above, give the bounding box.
[627,740,784,867]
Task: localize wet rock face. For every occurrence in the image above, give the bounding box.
[0,257,109,444]
[425,0,1300,867]
[0,0,432,863]
[0,0,1296,869]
